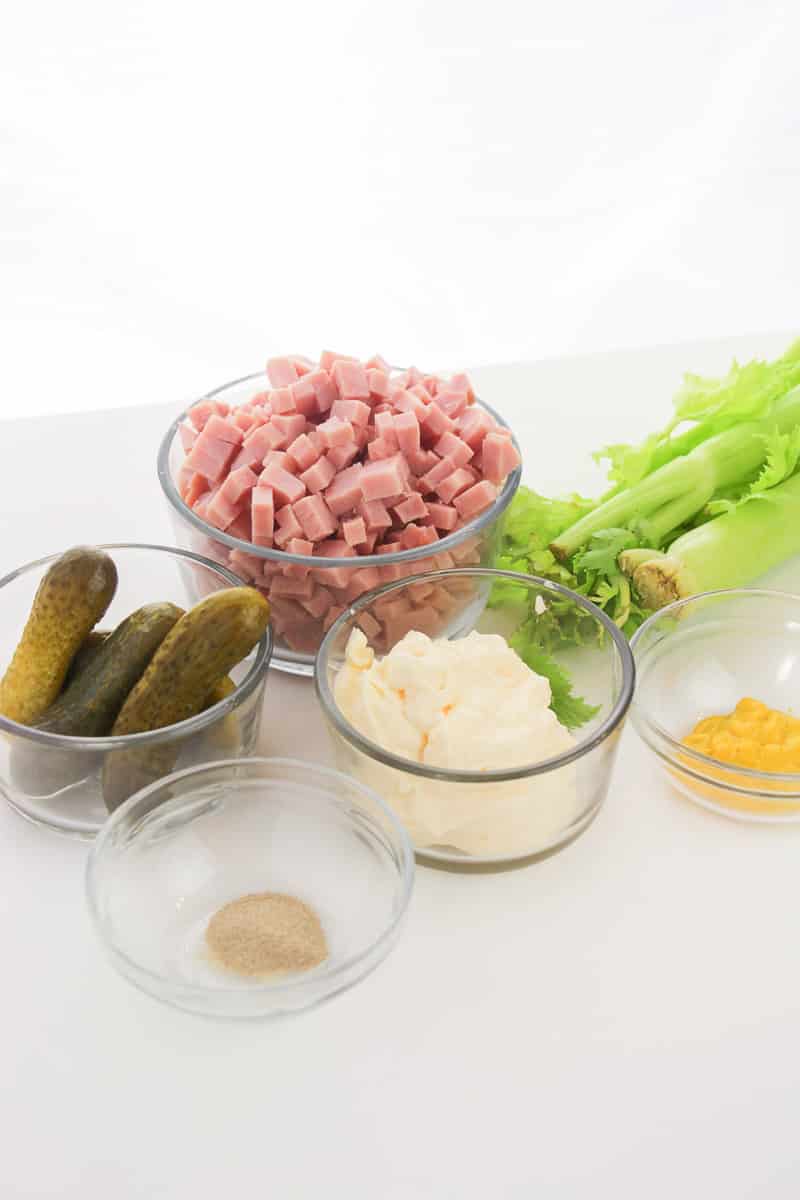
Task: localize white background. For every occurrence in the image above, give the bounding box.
[2,0,799,422]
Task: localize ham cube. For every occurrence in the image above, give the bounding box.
[318,415,354,449]
[231,424,281,471]
[326,442,360,470]
[251,486,275,545]
[454,480,498,518]
[185,430,237,482]
[179,422,198,452]
[436,468,475,503]
[261,463,306,507]
[358,530,379,554]
[419,457,456,492]
[406,366,424,386]
[367,368,390,398]
[402,524,439,549]
[359,497,392,530]
[366,354,391,372]
[426,502,459,531]
[207,487,242,531]
[293,494,338,542]
[266,356,299,387]
[301,585,334,620]
[220,465,258,505]
[449,371,475,401]
[308,370,338,414]
[229,549,265,582]
[344,567,381,602]
[290,377,319,417]
[360,455,406,502]
[270,573,315,600]
[274,505,304,547]
[314,540,353,589]
[393,411,421,457]
[232,410,258,434]
[374,410,398,446]
[393,493,428,523]
[201,417,242,446]
[184,473,209,508]
[434,431,473,467]
[284,538,314,581]
[286,433,320,473]
[457,405,494,449]
[188,400,217,432]
[480,432,521,483]
[320,350,357,371]
[342,516,367,546]
[434,389,467,418]
[270,413,307,449]
[227,510,252,542]
[420,403,455,442]
[325,464,364,516]
[390,389,427,421]
[356,611,382,640]
[332,398,371,427]
[300,456,336,494]
[332,359,370,400]
[270,387,296,415]
[323,604,346,632]
[367,437,396,461]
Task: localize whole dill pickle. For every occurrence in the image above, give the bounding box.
[34,603,184,737]
[102,588,269,811]
[0,547,118,725]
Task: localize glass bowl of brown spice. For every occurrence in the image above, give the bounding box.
[86,757,415,1018]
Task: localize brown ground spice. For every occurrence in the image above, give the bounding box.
[205,891,328,978]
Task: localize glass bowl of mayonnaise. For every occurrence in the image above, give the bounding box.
[315,568,634,866]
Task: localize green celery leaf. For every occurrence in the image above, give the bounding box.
[510,631,600,730]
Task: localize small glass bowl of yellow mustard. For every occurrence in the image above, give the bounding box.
[631,589,800,821]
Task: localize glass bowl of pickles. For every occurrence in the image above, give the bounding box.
[0,543,272,838]
[631,588,800,821]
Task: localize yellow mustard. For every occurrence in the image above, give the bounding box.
[679,697,800,816]
[684,697,800,773]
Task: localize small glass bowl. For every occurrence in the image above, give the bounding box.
[315,568,635,867]
[86,758,415,1018]
[158,372,522,676]
[631,589,800,822]
[0,544,272,838]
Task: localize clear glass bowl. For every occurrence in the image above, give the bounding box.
[631,589,800,822]
[315,568,634,867]
[158,372,522,676]
[0,544,272,838]
[86,758,415,1018]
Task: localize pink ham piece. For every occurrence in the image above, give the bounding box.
[454,480,498,519]
[324,463,364,516]
[332,398,371,427]
[289,377,319,417]
[393,411,421,457]
[318,415,354,449]
[227,510,252,542]
[180,423,198,452]
[301,585,334,620]
[251,486,275,545]
[434,431,473,467]
[342,515,367,546]
[391,389,427,421]
[360,455,406,501]
[261,463,306,507]
[435,468,475,504]
[274,504,304,547]
[300,455,336,494]
[434,390,467,419]
[286,433,321,473]
[426,502,459,531]
[270,413,307,450]
[293,494,338,542]
[480,432,521,483]
[367,437,396,462]
[367,368,390,398]
[420,403,455,442]
[332,359,370,400]
[313,541,352,589]
[266,357,299,387]
[393,493,428,523]
[271,388,296,415]
[374,410,398,446]
[231,424,281,472]
[457,404,495,449]
[359,497,392,530]
[320,350,356,371]
[326,441,360,470]
[185,429,237,482]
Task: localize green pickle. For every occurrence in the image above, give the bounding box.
[102,588,269,812]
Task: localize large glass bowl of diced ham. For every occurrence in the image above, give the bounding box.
[158,352,522,675]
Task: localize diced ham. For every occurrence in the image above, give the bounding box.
[343,566,381,602]
[359,497,392,530]
[251,486,275,545]
[367,437,396,462]
[356,611,382,641]
[270,573,315,600]
[270,413,307,449]
[290,377,319,417]
[449,372,475,401]
[301,585,334,620]
[390,389,427,421]
[420,403,456,441]
[433,430,472,467]
[402,524,439,549]
[367,368,390,398]
[453,480,498,518]
[293,494,338,542]
[313,540,353,589]
[300,456,337,494]
[332,359,370,400]
[419,456,456,492]
[457,405,494,449]
[342,515,367,546]
[261,463,306,507]
[318,415,354,449]
[274,505,304,547]
[393,493,428,523]
[232,410,258,434]
[207,487,242,531]
[227,510,252,543]
[480,432,521,483]
[270,387,296,415]
[322,604,346,633]
[266,356,299,387]
[185,430,237,482]
[286,433,321,473]
[308,370,338,414]
[229,549,265,582]
[179,423,198,452]
[320,350,357,371]
[326,442,360,470]
[325,463,364,515]
[231,424,281,471]
[426,502,459,531]
[360,455,406,501]
[332,398,371,427]
[183,473,209,508]
[434,389,467,418]
[435,468,475,504]
[393,411,421,457]
[366,354,391,372]
[374,410,398,445]
[263,449,291,470]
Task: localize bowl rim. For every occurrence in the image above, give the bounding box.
[630,586,800,790]
[85,756,415,999]
[157,370,522,569]
[314,567,636,783]
[0,542,273,750]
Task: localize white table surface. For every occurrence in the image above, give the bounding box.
[3,333,800,1200]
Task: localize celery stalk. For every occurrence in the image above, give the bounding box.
[629,472,800,608]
